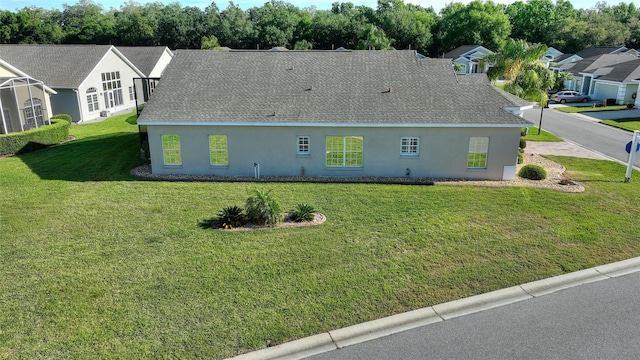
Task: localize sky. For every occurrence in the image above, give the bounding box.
[0,0,614,13]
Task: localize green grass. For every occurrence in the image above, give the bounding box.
[555,105,628,113]
[600,118,640,132]
[523,127,563,142]
[2,111,640,359]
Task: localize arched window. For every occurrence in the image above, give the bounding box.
[87,87,100,112]
[23,98,43,128]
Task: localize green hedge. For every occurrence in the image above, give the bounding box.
[0,119,70,155]
[51,114,73,123]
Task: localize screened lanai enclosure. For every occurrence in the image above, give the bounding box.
[0,77,51,134]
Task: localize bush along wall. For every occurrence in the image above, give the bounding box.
[0,119,70,155]
[50,114,73,123]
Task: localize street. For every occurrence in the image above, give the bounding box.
[523,106,640,168]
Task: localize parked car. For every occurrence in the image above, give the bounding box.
[551,91,590,103]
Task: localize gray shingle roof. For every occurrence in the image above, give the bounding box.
[576,46,626,58]
[442,45,488,59]
[0,44,118,88]
[116,46,170,77]
[597,59,640,82]
[560,54,638,76]
[138,50,530,126]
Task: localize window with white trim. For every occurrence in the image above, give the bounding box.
[101,71,123,108]
[86,87,99,112]
[468,137,489,169]
[161,134,182,165]
[400,137,419,156]
[297,136,310,155]
[23,98,44,129]
[209,135,228,166]
[326,136,363,167]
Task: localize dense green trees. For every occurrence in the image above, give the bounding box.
[1,0,638,55]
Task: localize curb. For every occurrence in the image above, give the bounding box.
[226,256,640,360]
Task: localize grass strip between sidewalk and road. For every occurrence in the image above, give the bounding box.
[600,118,640,132]
[555,105,629,113]
[523,127,563,142]
[2,111,640,359]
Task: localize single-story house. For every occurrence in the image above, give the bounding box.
[551,46,638,70]
[0,59,57,134]
[0,44,145,123]
[589,59,640,105]
[138,50,533,181]
[540,47,563,68]
[559,53,638,100]
[442,45,493,74]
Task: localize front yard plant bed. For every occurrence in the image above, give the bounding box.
[3,110,640,359]
[131,164,436,185]
[211,212,327,231]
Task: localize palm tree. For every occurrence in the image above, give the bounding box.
[482,39,548,82]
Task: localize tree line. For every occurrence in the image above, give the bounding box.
[1,0,639,56]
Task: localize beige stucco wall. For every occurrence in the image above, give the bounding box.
[0,64,18,77]
[146,125,522,181]
[78,49,141,122]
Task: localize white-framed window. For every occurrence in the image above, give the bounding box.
[297,136,310,155]
[161,134,182,165]
[23,98,44,129]
[101,71,123,108]
[468,137,489,169]
[86,87,99,112]
[129,86,134,101]
[326,136,363,167]
[400,137,419,156]
[209,135,228,166]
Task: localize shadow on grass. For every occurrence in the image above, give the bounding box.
[16,132,143,181]
[198,218,215,230]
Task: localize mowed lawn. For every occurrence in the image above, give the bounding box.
[2,112,640,359]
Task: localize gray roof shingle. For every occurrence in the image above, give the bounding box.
[576,46,626,58]
[138,50,531,126]
[560,54,638,76]
[0,44,119,88]
[116,46,170,77]
[597,59,640,82]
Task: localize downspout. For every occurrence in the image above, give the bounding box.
[74,89,82,123]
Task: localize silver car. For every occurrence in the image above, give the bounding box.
[551,91,590,103]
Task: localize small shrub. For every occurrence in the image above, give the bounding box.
[519,137,527,150]
[51,114,73,123]
[518,164,547,180]
[517,152,523,164]
[627,103,634,109]
[289,203,315,222]
[214,206,246,229]
[245,189,282,226]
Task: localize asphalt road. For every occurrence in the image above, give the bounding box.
[306,272,640,360]
[523,106,640,168]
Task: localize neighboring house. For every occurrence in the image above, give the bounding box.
[443,45,493,74]
[540,47,563,68]
[551,46,638,69]
[116,46,174,78]
[0,44,145,123]
[557,53,638,101]
[589,59,640,105]
[0,59,57,134]
[138,50,533,181]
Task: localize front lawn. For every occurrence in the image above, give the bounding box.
[523,127,563,142]
[600,117,640,132]
[2,111,640,359]
[555,105,628,113]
